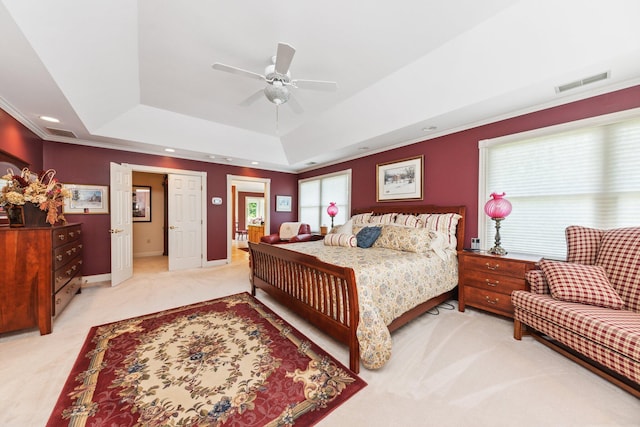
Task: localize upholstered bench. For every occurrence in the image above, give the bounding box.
[512,225,640,397]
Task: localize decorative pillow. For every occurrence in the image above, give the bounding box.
[324,233,357,247]
[417,213,461,248]
[368,213,397,225]
[372,225,434,253]
[393,214,424,228]
[539,259,625,309]
[356,226,382,248]
[351,212,372,225]
[333,219,353,236]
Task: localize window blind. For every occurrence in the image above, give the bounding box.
[479,110,640,260]
[299,169,351,232]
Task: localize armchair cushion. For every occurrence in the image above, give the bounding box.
[539,259,625,309]
[525,269,550,294]
[566,225,604,265]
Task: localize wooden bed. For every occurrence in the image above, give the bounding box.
[248,205,466,373]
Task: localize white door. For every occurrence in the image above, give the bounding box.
[168,173,202,271]
[109,162,133,286]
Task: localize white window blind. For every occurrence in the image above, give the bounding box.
[479,110,640,260]
[299,169,351,232]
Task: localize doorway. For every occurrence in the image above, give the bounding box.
[111,163,207,286]
[227,175,270,262]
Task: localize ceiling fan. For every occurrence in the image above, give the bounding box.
[212,42,338,113]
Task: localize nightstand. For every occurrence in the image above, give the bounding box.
[458,250,540,318]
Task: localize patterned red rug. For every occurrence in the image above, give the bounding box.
[47,292,366,426]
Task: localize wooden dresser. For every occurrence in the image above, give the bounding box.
[458,250,540,318]
[247,224,265,243]
[0,224,83,335]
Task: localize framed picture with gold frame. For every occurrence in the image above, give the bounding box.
[63,184,109,214]
[376,155,424,202]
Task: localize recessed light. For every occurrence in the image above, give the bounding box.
[164,148,175,153]
[208,155,216,159]
[40,115,60,123]
[359,146,369,150]
[422,126,437,132]
[251,161,259,165]
[226,158,233,162]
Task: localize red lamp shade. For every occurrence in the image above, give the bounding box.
[484,192,512,219]
[327,202,339,217]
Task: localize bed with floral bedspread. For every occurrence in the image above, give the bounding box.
[248,205,465,373]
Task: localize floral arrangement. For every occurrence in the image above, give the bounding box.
[0,168,72,225]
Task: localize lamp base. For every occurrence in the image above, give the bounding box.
[488,245,508,256]
[489,217,507,256]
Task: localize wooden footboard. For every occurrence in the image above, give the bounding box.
[248,241,361,373]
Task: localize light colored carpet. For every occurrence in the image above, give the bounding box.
[1,247,638,426]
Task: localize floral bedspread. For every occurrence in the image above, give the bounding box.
[282,241,458,370]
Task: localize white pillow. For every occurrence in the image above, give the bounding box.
[333,219,353,235]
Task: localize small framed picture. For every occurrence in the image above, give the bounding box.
[132,185,152,222]
[276,195,292,212]
[376,155,424,202]
[64,184,110,214]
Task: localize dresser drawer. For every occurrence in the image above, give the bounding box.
[54,256,83,293]
[53,275,81,317]
[463,286,514,316]
[53,241,83,270]
[52,224,82,248]
[463,255,528,278]
[462,269,526,294]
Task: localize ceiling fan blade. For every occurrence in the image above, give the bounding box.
[274,43,296,75]
[292,79,338,92]
[212,63,265,81]
[239,89,265,107]
[287,95,304,114]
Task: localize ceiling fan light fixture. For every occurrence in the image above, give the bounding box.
[264,81,290,105]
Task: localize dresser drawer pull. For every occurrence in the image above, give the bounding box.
[69,231,75,238]
[79,244,83,249]
[485,279,498,287]
[57,234,66,241]
[484,296,499,305]
[485,262,499,270]
[55,297,62,305]
[72,247,77,253]
[66,250,72,256]
[56,254,63,261]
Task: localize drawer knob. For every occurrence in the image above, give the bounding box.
[58,234,66,241]
[56,255,63,261]
[485,262,499,270]
[485,296,499,305]
[485,279,498,287]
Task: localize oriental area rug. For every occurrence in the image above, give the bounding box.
[47,292,366,426]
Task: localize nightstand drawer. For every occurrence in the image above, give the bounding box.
[463,255,529,278]
[463,270,526,294]
[463,286,514,316]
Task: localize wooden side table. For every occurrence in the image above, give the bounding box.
[458,250,540,318]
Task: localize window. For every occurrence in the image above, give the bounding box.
[299,169,351,232]
[479,109,640,260]
[245,197,264,224]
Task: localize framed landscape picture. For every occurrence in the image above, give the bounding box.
[376,155,424,202]
[276,195,292,212]
[64,184,109,214]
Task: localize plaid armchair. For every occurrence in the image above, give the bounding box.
[512,226,640,397]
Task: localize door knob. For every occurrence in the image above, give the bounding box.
[108,229,123,234]
[169,226,178,230]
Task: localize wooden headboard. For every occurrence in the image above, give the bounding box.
[351,205,466,252]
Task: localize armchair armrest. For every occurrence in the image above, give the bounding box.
[260,234,281,244]
[526,269,550,294]
[289,233,312,243]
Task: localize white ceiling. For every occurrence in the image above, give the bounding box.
[1,1,640,173]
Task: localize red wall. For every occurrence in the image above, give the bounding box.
[2,84,640,276]
[300,85,640,248]
[0,110,43,170]
[42,143,298,275]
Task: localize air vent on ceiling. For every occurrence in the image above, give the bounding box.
[46,127,77,138]
[555,71,610,94]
